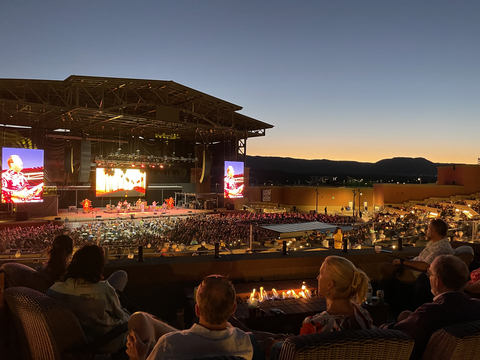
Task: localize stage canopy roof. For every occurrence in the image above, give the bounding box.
[0,75,273,143]
[257,221,353,239]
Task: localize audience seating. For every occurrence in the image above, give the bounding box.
[4,286,128,360]
[277,328,414,360]
[422,320,480,360]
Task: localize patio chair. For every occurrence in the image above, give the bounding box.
[278,328,414,360]
[4,286,128,360]
[0,262,51,292]
[0,262,52,350]
[454,246,474,268]
[422,320,480,360]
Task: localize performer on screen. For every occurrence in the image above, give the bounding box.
[224,165,244,198]
[1,154,43,203]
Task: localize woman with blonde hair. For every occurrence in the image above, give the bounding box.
[300,255,372,334]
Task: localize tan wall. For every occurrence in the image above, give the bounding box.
[438,165,480,194]
[248,186,373,212]
[247,186,285,204]
[373,185,384,209]
[375,183,466,205]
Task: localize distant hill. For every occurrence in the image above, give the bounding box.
[245,156,457,185]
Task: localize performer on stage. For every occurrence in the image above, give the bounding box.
[224,165,244,198]
[80,199,92,213]
[1,154,43,203]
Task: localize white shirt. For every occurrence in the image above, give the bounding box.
[414,238,454,264]
[147,323,253,360]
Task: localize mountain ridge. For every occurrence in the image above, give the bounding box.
[245,156,459,184]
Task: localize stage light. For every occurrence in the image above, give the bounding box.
[141,164,145,168]
[160,164,164,168]
[131,164,135,167]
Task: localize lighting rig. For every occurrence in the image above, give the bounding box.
[95,153,198,169]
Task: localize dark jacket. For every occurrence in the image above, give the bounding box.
[382,291,480,360]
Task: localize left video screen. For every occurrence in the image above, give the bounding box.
[96,168,146,197]
[1,147,44,203]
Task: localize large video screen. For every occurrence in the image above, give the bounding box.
[224,161,244,199]
[1,147,44,203]
[96,168,146,197]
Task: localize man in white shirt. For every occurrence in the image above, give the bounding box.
[126,275,253,360]
[379,219,454,284]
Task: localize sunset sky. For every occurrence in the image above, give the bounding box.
[1,1,479,164]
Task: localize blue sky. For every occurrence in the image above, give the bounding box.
[2,148,43,169]
[1,1,479,163]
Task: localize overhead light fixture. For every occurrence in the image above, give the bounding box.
[53,129,70,132]
[0,124,32,129]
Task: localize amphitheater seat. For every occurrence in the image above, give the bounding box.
[422,320,480,360]
[277,328,414,360]
[454,246,474,268]
[0,262,51,292]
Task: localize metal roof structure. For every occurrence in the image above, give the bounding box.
[0,75,273,144]
[257,221,353,239]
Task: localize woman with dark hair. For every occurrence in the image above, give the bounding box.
[46,245,129,353]
[38,234,73,285]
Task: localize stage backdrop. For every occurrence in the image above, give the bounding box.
[16,196,58,218]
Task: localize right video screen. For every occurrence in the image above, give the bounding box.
[224,161,244,198]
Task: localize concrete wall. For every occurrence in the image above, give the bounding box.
[374,184,465,205]
[438,165,480,193]
[247,186,374,213]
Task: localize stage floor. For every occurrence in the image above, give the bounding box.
[0,206,214,228]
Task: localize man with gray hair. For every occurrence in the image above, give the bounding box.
[381,255,480,360]
[127,275,253,360]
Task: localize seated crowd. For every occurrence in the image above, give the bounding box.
[7,216,480,360]
[4,203,480,359]
[1,200,478,257]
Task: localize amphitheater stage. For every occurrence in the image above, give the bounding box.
[0,206,214,229]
